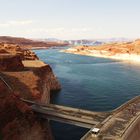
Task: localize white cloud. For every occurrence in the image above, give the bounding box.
[0,20,33,27]
[8,20,33,25]
[21,27,95,39]
[26,27,92,34]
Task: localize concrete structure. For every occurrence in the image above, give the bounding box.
[81,96,140,140]
[21,98,110,129]
[22,97,140,140]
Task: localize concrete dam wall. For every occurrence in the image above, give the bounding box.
[123,114,140,140]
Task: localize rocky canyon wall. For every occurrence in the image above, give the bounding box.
[0,43,61,140]
[0,79,53,140]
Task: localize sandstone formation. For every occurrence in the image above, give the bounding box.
[0,43,61,140]
[0,42,39,60]
[2,60,61,103]
[0,55,24,71]
[0,80,53,140]
[0,42,61,103]
[0,42,39,71]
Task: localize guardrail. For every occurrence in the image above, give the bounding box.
[0,72,13,92]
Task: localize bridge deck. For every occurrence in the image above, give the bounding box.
[22,97,140,139]
[22,99,110,128]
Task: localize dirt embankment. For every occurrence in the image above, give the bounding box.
[0,43,61,140]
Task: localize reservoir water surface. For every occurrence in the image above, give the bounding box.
[34,47,140,140]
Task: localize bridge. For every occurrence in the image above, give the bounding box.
[22,96,140,140]
[21,98,110,129]
[1,73,140,140]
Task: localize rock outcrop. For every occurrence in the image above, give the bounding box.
[2,61,61,104]
[0,42,39,71]
[0,55,24,71]
[0,80,53,140]
[0,43,61,140]
[0,42,39,60]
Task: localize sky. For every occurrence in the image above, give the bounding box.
[0,0,140,40]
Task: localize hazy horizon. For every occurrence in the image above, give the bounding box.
[0,35,136,41]
[0,0,140,40]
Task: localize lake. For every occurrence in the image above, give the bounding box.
[34,47,140,140]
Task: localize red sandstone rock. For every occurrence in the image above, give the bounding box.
[2,63,61,104]
[0,43,39,60]
[0,55,24,71]
[0,42,60,140]
[69,39,140,56]
[0,49,9,54]
[0,36,68,49]
[0,80,52,140]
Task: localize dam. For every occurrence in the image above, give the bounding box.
[22,96,140,140]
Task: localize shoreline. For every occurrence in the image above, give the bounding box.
[88,53,140,62]
[61,49,140,62]
[31,47,49,50]
[31,45,69,50]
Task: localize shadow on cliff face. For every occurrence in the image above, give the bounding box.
[0,64,61,104]
[0,75,53,140]
[33,65,61,91]
[31,65,61,104]
[0,92,51,140]
[0,72,33,100]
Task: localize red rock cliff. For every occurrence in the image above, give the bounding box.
[1,60,61,104]
[0,43,61,140]
[0,80,53,140]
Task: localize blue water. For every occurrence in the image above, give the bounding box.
[34,47,140,140]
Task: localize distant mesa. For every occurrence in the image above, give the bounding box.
[67,38,133,46]
[0,36,69,49]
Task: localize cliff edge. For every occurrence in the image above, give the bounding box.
[0,43,61,140]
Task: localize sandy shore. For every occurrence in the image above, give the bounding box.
[61,48,140,62]
[88,52,140,62]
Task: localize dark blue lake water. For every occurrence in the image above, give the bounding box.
[34,47,140,140]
